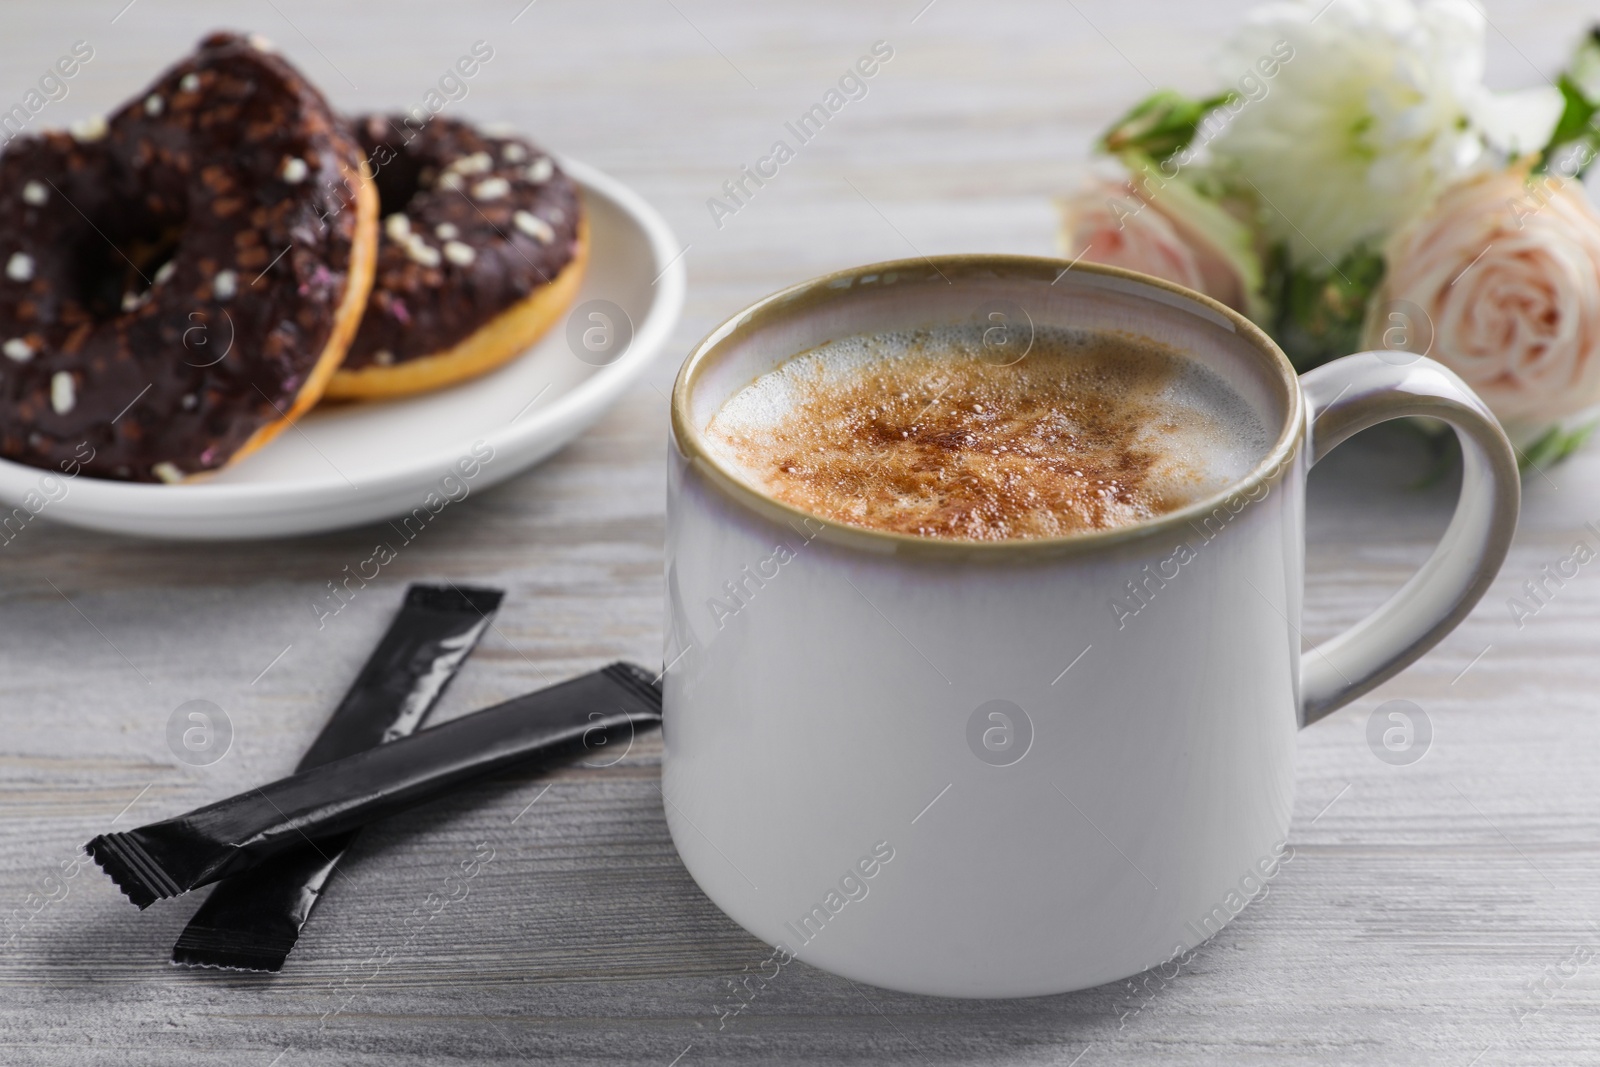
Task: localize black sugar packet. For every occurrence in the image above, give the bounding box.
[87,661,661,937]
[170,582,504,972]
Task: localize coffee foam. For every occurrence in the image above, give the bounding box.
[703,324,1271,541]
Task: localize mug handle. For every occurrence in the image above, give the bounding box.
[1298,352,1521,726]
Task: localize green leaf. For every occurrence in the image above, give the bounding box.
[1547,75,1595,148]
[1519,421,1598,472]
[1536,74,1598,174]
[1537,25,1600,175]
[1263,244,1386,371]
[1098,89,1233,164]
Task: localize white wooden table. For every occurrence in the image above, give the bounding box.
[2,1,1597,1063]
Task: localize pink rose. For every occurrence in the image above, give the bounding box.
[1058,175,1255,315]
[1371,168,1600,426]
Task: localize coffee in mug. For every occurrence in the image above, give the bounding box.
[702,323,1272,540]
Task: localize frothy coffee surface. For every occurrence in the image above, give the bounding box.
[703,324,1269,542]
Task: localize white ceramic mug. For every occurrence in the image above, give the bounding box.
[661,256,1519,998]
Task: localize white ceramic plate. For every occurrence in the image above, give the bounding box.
[0,158,684,540]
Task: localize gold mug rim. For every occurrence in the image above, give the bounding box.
[670,254,1306,560]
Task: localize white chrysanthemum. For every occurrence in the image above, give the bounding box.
[1207,0,1561,268]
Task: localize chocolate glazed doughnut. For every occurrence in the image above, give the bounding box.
[325,115,587,400]
[0,32,378,482]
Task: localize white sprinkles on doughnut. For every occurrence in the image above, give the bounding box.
[50,371,74,415]
[514,210,553,243]
[452,152,493,176]
[70,116,108,142]
[403,236,441,267]
[472,177,510,201]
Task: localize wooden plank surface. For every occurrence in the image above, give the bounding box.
[3,1,1599,1063]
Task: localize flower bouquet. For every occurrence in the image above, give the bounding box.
[1059,0,1600,468]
